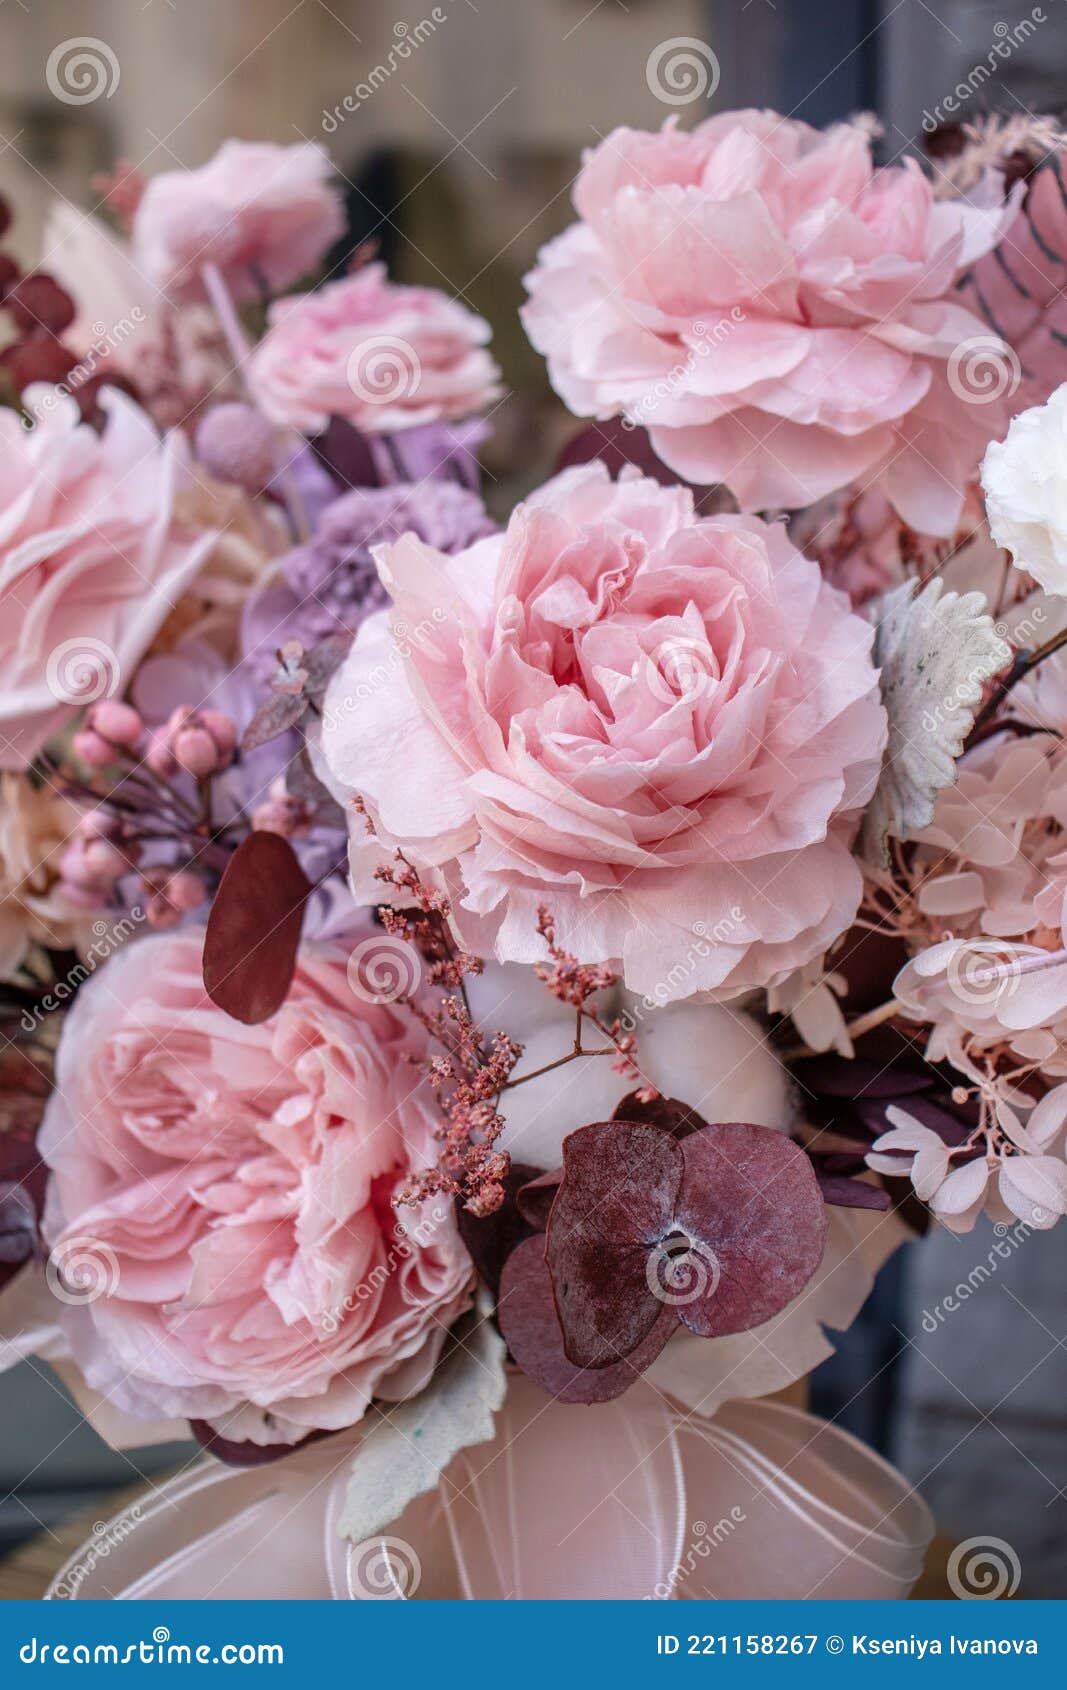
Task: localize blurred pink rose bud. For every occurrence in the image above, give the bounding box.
[166,870,206,912]
[132,140,344,304]
[72,728,117,769]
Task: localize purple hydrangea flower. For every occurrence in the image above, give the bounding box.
[241,478,496,681]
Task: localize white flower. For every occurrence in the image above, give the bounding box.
[982,382,1067,596]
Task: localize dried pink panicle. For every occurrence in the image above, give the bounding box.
[534,906,651,1094]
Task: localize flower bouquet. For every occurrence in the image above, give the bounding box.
[2,107,1066,1602]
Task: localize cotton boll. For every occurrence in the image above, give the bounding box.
[466,961,576,1043]
[495,986,793,1171]
[626,999,794,1133]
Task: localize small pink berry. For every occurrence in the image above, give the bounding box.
[173,725,220,778]
[197,709,237,763]
[146,734,177,778]
[146,894,181,930]
[167,870,205,912]
[89,699,142,750]
[72,728,117,769]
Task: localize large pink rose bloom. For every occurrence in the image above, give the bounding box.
[40,928,473,1444]
[247,262,502,435]
[0,390,213,770]
[133,140,343,303]
[522,113,1019,537]
[322,464,886,1000]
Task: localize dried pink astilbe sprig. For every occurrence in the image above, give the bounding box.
[366,856,654,1213]
[534,906,652,1096]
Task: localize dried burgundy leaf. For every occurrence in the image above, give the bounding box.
[497,1236,673,1405]
[673,1124,826,1339]
[612,1092,707,1139]
[546,1120,684,1369]
[0,1184,37,1289]
[515,1167,561,1232]
[190,1420,324,1467]
[301,633,352,700]
[813,1171,892,1211]
[311,416,381,491]
[457,1160,543,1296]
[203,832,311,1025]
[241,689,309,753]
[555,417,682,488]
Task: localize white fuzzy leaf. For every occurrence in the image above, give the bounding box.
[337,1293,506,1543]
[860,579,1011,864]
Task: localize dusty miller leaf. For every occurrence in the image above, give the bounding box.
[860,578,1011,865]
[337,1292,506,1543]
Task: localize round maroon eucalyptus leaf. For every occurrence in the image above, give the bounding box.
[203,832,312,1025]
[498,1236,673,1405]
[190,1420,326,1467]
[545,1120,683,1369]
[514,1166,561,1232]
[457,1160,543,1296]
[672,1123,827,1339]
[612,1092,709,1139]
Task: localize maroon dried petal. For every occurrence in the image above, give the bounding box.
[190,1420,325,1467]
[793,1056,934,1101]
[3,336,78,394]
[498,1236,673,1405]
[555,417,683,488]
[0,1185,38,1290]
[241,689,308,753]
[815,1171,892,1210]
[0,253,20,301]
[612,1092,708,1139]
[311,417,381,490]
[457,1160,542,1296]
[5,275,76,335]
[515,1167,561,1231]
[203,832,311,1024]
[545,1120,683,1369]
[673,1124,827,1339]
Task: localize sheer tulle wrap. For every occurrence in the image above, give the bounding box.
[47,1379,932,1601]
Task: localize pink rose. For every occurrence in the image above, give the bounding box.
[522,113,1019,536]
[133,140,343,303]
[321,464,886,1001]
[0,390,214,770]
[39,927,473,1443]
[247,262,502,435]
